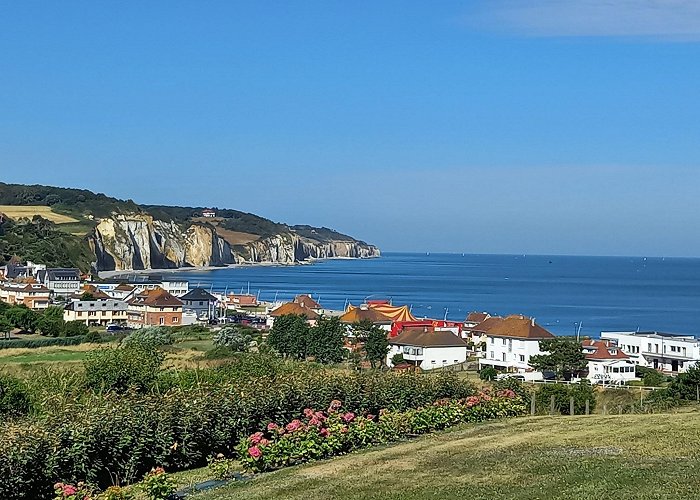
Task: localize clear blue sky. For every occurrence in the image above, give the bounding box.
[2,1,700,256]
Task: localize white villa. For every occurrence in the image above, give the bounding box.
[600,331,700,374]
[477,315,554,374]
[582,339,637,385]
[386,326,468,371]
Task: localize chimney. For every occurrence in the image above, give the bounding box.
[531,318,535,326]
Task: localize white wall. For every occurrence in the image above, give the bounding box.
[479,335,546,372]
[601,332,700,373]
[586,359,637,384]
[387,344,467,371]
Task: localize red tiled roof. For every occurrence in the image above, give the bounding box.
[339,307,392,324]
[270,302,320,319]
[474,315,554,339]
[129,288,182,307]
[294,294,322,310]
[466,312,490,323]
[583,339,630,360]
[390,327,467,348]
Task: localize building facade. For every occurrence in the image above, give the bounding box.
[386,327,468,371]
[582,339,637,385]
[64,298,128,326]
[0,283,51,310]
[180,287,218,321]
[37,268,81,297]
[600,331,700,373]
[127,288,183,328]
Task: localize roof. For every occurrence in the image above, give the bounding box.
[129,288,183,308]
[474,315,554,339]
[390,327,468,348]
[348,303,417,322]
[180,287,217,302]
[45,268,80,280]
[270,302,320,319]
[466,312,490,323]
[339,306,392,324]
[76,285,111,300]
[583,339,630,361]
[294,294,322,310]
[114,283,135,291]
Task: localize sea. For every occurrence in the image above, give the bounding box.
[164,253,700,337]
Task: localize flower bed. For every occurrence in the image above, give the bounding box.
[237,390,526,473]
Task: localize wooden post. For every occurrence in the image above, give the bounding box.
[696,385,699,402]
[585,399,590,415]
[550,395,555,415]
[531,394,536,415]
[603,404,607,415]
[569,396,575,416]
[618,405,623,415]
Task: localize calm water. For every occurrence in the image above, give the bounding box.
[165,253,700,336]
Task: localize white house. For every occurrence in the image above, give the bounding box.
[386,326,468,371]
[461,312,496,357]
[64,298,128,326]
[477,315,554,373]
[600,331,700,374]
[582,339,637,385]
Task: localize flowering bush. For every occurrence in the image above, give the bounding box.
[98,486,132,500]
[140,468,175,500]
[53,482,94,500]
[207,454,239,480]
[237,392,526,472]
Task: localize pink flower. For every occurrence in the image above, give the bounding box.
[314,411,327,421]
[303,408,314,418]
[320,428,330,437]
[248,446,262,459]
[286,419,303,432]
[54,483,64,490]
[249,431,264,444]
[63,485,77,496]
[309,416,321,426]
[259,438,270,446]
[342,412,355,423]
[366,414,375,421]
[466,396,480,407]
[267,422,279,431]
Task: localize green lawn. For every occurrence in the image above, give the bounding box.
[0,348,91,364]
[190,412,700,500]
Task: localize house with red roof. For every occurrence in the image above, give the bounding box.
[386,325,468,371]
[582,339,637,385]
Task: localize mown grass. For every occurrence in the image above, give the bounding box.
[0,205,79,224]
[190,412,700,500]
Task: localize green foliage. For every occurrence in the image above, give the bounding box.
[391,353,405,365]
[307,316,346,364]
[492,377,530,400]
[99,485,133,500]
[4,305,40,333]
[0,335,85,350]
[37,306,66,337]
[140,468,175,500]
[529,338,588,380]
[666,365,700,401]
[83,344,165,393]
[0,374,31,418]
[536,382,596,415]
[354,320,389,368]
[479,366,498,381]
[80,292,96,301]
[0,315,12,339]
[0,216,94,272]
[62,320,89,337]
[207,455,239,480]
[85,330,102,343]
[213,326,252,352]
[267,314,311,359]
[237,393,526,473]
[635,366,667,387]
[121,327,173,348]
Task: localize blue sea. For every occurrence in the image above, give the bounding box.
[165,253,700,337]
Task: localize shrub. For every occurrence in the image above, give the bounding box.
[492,377,530,400]
[213,326,252,352]
[391,353,405,365]
[207,455,239,480]
[479,366,497,381]
[53,481,94,500]
[140,468,175,500]
[85,330,102,343]
[636,366,666,387]
[536,382,596,415]
[237,393,526,472]
[99,486,132,500]
[121,327,173,348]
[0,374,31,418]
[83,344,165,393]
[62,321,89,338]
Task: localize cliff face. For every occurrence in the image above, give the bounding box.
[90,214,380,271]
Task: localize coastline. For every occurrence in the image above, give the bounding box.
[97,255,379,279]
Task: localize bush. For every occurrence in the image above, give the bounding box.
[479,366,497,381]
[237,393,527,472]
[85,330,102,343]
[0,336,85,350]
[62,321,89,338]
[140,468,175,500]
[391,353,405,365]
[0,374,31,418]
[121,327,173,348]
[636,366,666,387]
[83,344,165,393]
[213,326,252,352]
[536,382,596,415]
[492,377,530,400]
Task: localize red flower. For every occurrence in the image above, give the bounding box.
[320,428,330,437]
[286,419,303,432]
[342,412,355,423]
[303,408,315,418]
[248,446,262,459]
[249,431,264,444]
[267,422,279,431]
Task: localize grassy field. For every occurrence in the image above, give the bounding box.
[0,205,79,224]
[191,412,700,500]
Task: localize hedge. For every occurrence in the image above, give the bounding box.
[0,336,86,350]
[0,369,475,499]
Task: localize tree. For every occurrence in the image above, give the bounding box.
[391,353,405,366]
[479,366,497,381]
[62,320,89,337]
[80,292,96,301]
[213,326,253,352]
[307,316,345,364]
[4,306,39,333]
[362,324,390,368]
[0,316,13,340]
[529,338,587,380]
[37,306,65,337]
[267,314,310,359]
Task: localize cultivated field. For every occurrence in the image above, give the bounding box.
[194,412,700,500]
[0,205,79,224]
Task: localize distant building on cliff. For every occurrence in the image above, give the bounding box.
[202,209,217,218]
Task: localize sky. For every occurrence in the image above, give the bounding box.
[2,1,700,257]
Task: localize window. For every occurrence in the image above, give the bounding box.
[490,338,494,344]
[519,355,525,362]
[490,351,494,359]
[502,338,507,346]
[172,317,179,323]
[648,343,652,352]
[502,353,506,362]
[159,317,165,325]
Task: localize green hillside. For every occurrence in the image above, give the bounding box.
[196,412,700,500]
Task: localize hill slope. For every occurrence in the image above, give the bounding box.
[200,412,700,500]
[0,182,379,272]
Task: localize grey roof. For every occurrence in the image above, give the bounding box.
[180,287,217,302]
[38,268,80,281]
